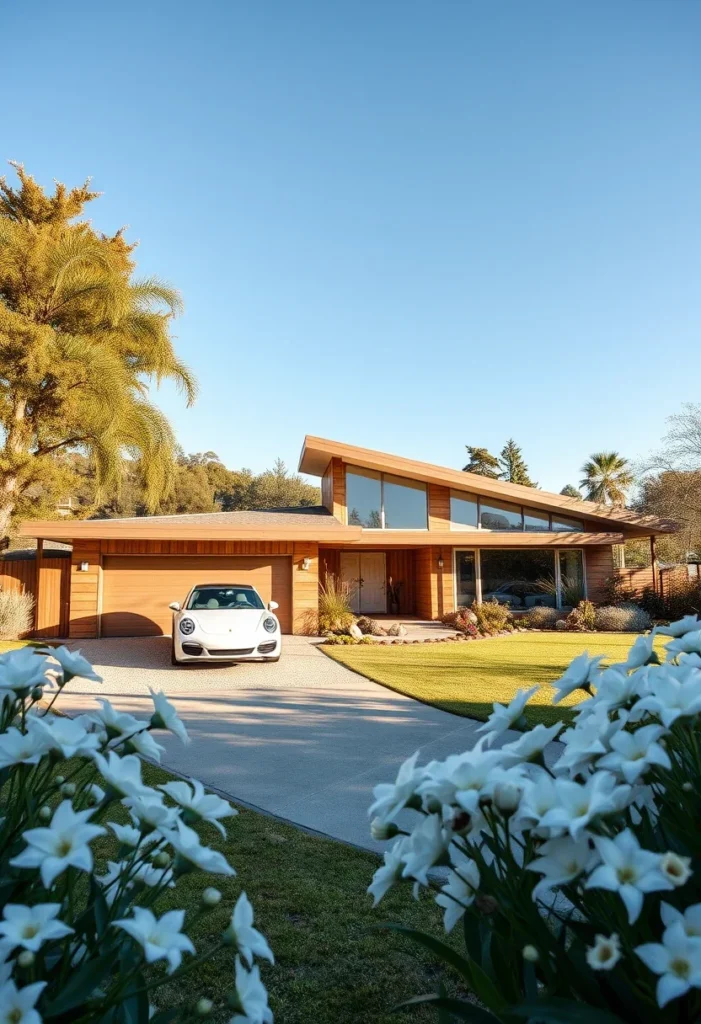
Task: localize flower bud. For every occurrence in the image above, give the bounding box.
[31,685,43,702]
[494,782,522,816]
[201,887,222,908]
[370,817,399,841]
[38,805,52,821]
[522,945,539,963]
[55,775,65,786]
[683,782,693,792]
[17,950,35,968]
[60,782,76,797]
[195,998,213,1016]
[449,810,472,835]
[152,851,171,869]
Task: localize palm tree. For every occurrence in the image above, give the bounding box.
[0,164,196,535]
[579,452,634,506]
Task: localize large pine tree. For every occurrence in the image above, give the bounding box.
[463,446,501,478]
[499,439,536,486]
[0,164,195,536]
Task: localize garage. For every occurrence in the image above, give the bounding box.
[101,555,292,637]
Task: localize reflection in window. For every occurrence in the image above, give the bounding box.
[480,550,556,608]
[558,550,585,607]
[346,469,382,528]
[383,474,427,529]
[479,499,523,531]
[551,516,583,532]
[450,491,479,529]
[455,551,477,607]
[523,508,550,532]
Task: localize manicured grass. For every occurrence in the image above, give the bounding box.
[323,632,668,726]
[91,762,457,1023]
[0,639,34,653]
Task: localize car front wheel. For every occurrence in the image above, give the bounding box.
[171,638,180,666]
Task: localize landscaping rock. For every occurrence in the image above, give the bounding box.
[387,623,407,637]
[349,622,363,640]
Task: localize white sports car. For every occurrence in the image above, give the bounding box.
[169,583,281,665]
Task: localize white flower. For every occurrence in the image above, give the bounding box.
[125,729,165,762]
[632,672,701,727]
[123,795,179,831]
[515,774,560,833]
[656,615,700,638]
[553,706,620,776]
[400,814,449,886]
[230,955,273,1024]
[500,723,563,764]
[149,689,189,745]
[46,646,103,682]
[0,978,46,1024]
[476,687,537,743]
[612,634,657,673]
[660,852,692,888]
[10,800,106,888]
[89,699,146,740]
[435,848,479,932]
[551,652,606,704]
[597,724,671,783]
[528,836,598,901]
[539,773,631,839]
[368,751,422,824]
[586,829,674,923]
[159,778,237,837]
[593,667,648,710]
[636,921,701,1007]
[367,838,409,906]
[0,647,50,695]
[586,933,622,971]
[226,892,274,966]
[115,908,194,974]
[665,629,701,658]
[109,822,158,848]
[92,751,155,799]
[96,860,132,904]
[0,903,73,951]
[132,861,175,889]
[661,902,701,937]
[493,780,523,814]
[0,726,50,769]
[33,714,100,759]
[161,819,236,876]
[370,817,399,841]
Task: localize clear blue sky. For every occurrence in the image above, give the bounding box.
[4,1,700,492]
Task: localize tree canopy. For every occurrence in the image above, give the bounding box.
[560,484,582,498]
[0,163,194,536]
[499,439,536,486]
[463,446,501,478]
[579,452,633,505]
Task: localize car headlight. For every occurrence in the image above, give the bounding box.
[179,618,196,635]
[263,617,277,633]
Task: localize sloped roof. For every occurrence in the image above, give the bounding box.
[91,506,344,529]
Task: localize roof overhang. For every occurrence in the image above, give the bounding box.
[322,531,627,548]
[299,436,675,537]
[18,520,364,543]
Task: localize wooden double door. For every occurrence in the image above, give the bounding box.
[339,552,386,614]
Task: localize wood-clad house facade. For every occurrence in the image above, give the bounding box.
[18,436,674,639]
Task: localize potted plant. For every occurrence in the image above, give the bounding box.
[387,576,403,615]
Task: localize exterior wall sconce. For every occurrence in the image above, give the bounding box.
[301,557,312,571]
[437,556,444,569]
[79,561,90,572]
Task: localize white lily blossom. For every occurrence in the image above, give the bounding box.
[400,813,449,886]
[122,795,179,831]
[611,633,657,673]
[631,671,701,728]
[597,724,671,783]
[661,901,701,937]
[0,903,73,952]
[0,978,46,1024]
[0,648,50,694]
[10,801,106,888]
[0,725,51,769]
[114,908,194,974]
[89,699,146,740]
[500,722,563,764]
[33,714,101,759]
[149,689,190,745]
[528,836,598,900]
[226,892,274,966]
[538,772,630,839]
[476,687,537,743]
[368,750,421,823]
[124,729,166,762]
[45,646,103,682]
[435,848,479,931]
[656,614,700,638]
[230,955,274,1024]
[586,933,622,971]
[586,829,675,923]
[160,819,236,876]
[159,778,237,837]
[636,921,701,1007]
[367,839,409,906]
[92,751,156,800]
[551,652,606,704]
[664,629,701,658]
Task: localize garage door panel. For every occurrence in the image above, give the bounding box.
[101,556,292,636]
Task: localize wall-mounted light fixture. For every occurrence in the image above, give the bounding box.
[437,556,444,569]
[79,561,90,572]
[301,557,312,571]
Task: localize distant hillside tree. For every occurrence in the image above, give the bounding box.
[580,452,633,506]
[560,484,582,498]
[499,439,536,486]
[463,446,501,478]
[245,459,320,509]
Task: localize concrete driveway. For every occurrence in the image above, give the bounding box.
[59,636,490,851]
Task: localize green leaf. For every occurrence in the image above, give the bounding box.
[148,1012,180,1024]
[120,973,150,1024]
[44,954,115,1017]
[376,923,474,985]
[510,998,627,1023]
[394,993,503,1022]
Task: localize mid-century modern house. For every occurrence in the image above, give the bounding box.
[18,436,674,639]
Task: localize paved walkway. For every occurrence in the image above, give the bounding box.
[59,636,491,851]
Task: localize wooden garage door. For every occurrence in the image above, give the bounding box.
[101,556,292,636]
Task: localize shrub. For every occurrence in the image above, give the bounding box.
[318,573,355,634]
[355,615,386,636]
[323,632,375,645]
[0,646,273,1023]
[367,614,701,1020]
[441,607,479,635]
[639,581,701,622]
[523,606,560,629]
[471,599,513,635]
[0,589,34,639]
[564,598,596,632]
[554,617,567,630]
[594,601,652,632]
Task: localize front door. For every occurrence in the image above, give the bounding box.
[339,552,387,613]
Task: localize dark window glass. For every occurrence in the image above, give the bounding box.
[187,587,264,610]
[480,550,556,609]
[551,516,583,532]
[346,468,382,528]
[450,492,479,528]
[558,550,585,607]
[455,551,477,607]
[479,499,523,531]
[523,508,550,532]
[383,474,427,529]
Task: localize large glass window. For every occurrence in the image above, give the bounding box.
[551,516,583,532]
[480,550,557,608]
[450,491,479,529]
[383,474,428,529]
[523,508,550,532]
[479,499,523,531]
[455,551,477,607]
[346,468,382,528]
[558,550,585,607]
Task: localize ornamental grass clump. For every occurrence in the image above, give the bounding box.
[367,615,701,1020]
[0,645,273,1023]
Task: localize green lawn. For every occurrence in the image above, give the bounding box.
[323,631,667,726]
[0,639,34,653]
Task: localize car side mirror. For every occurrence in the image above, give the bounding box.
[268,601,279,611]
[168,602,181,612]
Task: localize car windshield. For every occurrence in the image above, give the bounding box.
[186,587,265,611]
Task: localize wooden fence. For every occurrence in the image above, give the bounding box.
[0,550,71,638]
[612,563,701,602]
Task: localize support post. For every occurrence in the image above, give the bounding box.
[650,535,658,594]
[33,539,44,635]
